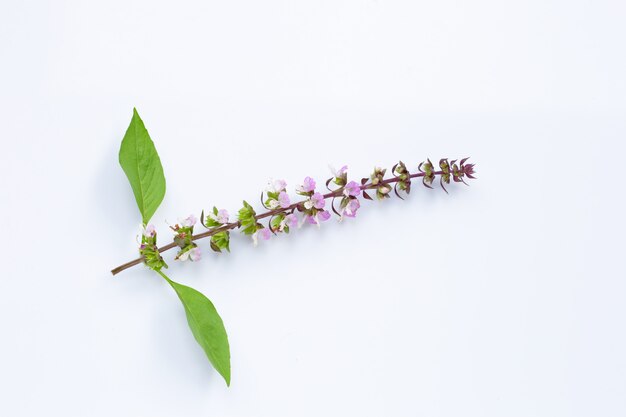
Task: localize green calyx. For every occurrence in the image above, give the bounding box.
[140,232,168,271]
[210,231,230,252]
[238,200,260,235]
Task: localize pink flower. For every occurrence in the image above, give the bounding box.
[143,224,156,238]
[217,209,229,224]
[330,165,348,177]
[343,181,361,197]
[278,191,291,208]
[259,228,271,240]
[297,176,316,193]
[342,198,360,218]
[284,214,298,228]
[318,210,331,221]
[311,192,325,209]
[189,247,202,262]
[178,246,202,262]
[181,214,197,227]
[304,210,331,226]
[304,192,325,210]
[253,227,272,246]
[266,179,287,193]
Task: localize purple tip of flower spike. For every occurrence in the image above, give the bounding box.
[464,164,476,178]
[278,191,291,208]
[217,209,229,224]
[301,176,316,192]
[311,192,325,209]
[258,228,272,241]
[189,247,202,262]
[344,181,361,197]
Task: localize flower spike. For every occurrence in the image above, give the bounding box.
[112,157,476,276]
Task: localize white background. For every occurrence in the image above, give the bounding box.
[1,1,625,416]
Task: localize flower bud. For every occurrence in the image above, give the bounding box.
[420,159,435,189]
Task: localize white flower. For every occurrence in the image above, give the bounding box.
[268,199,280,209]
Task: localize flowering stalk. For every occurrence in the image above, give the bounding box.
[111,159,475,275]
[113,108,476,386]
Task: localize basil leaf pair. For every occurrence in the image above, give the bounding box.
[119,109,231,385]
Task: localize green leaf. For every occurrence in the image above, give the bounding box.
[158,271,231,386]
[119,108,166,224]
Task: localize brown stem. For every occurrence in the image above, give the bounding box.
[110,171,441,275]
